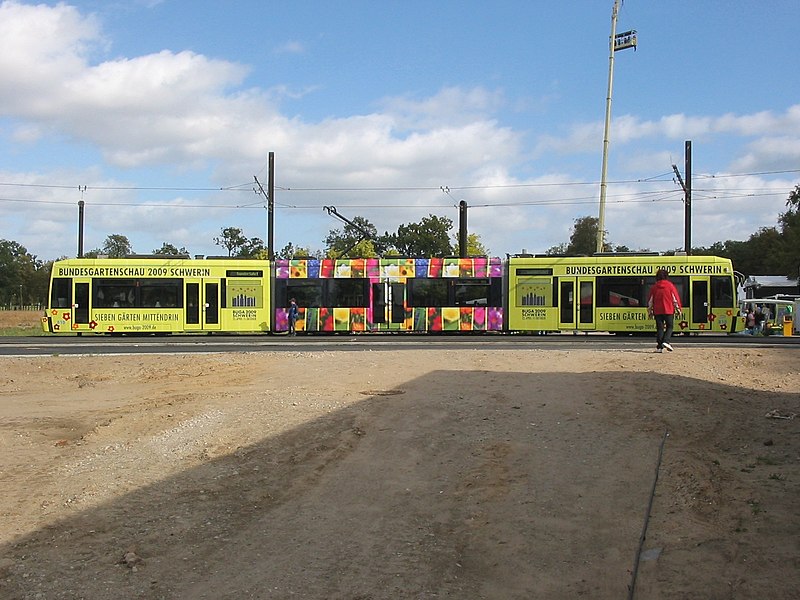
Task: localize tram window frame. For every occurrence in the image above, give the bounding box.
[93,278,183,309]
[93,279,137,308]
[282,280,324,308]
[51,278,71,308]
[711,276,734,308]
[139,279,183,308]
[327,278,369,308]
[672,276,689,307]
[453,278,491,306]
[408,278,449,307]
[596,277,645,308]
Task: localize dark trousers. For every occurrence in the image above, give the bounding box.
[654,314,674,348]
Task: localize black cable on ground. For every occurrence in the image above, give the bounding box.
[628,429,669,600]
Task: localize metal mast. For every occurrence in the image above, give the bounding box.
[596,1,636,253]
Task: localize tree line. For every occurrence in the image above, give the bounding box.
[2,185,798,307]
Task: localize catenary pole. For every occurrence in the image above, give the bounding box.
[268,151,275,261]
[684,141,692,254]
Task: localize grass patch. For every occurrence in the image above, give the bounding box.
[0,310,48,336]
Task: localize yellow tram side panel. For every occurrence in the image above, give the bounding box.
[507,254,739,334]
[43,257,271,334]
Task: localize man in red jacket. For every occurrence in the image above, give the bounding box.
[647,268,683,352]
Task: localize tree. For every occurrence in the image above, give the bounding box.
[241,237,266,258]
[153,242,189,256]
[277,242,321,259]
[451,232,489,256]
[544,242,568,255]
[101,234,132,258]
[568,216,606,255]
[777,185,800,278]
[324,216,380,258]
[214,227,247,256]
[392,214,454,256]
[0,240,48,306]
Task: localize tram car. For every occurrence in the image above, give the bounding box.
[42,253,744,335]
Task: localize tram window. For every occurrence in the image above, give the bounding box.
[51,278,71,308]
[597,277,644,307]
[579,281,594,323]
[186,283,200,324]
[139,279,182,308]
[408,279,448,307]
[94,279,136,308]
[285,280,323,307]
[711,276,734,308]
[454,279,490,306]
[671,277,689,307]
[327,278,369,308]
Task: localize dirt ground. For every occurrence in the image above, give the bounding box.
[0,312,799,599]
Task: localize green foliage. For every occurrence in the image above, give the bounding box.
[214,227,248,256]
[327,239,377,259]
[546,216,610,255]
[777,185,800,277]
[392,214,454,257]
[277,242,322,259]
[101,234,132,258]
[324,216,382,258]
[453,232,489,256]
[153,242,189,256]
[213,227,265,258]
[545,242,568,255]
[0,240,49,306]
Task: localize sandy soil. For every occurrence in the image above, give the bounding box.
[0,313,799,599]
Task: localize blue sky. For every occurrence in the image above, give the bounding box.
[1,0,799,261]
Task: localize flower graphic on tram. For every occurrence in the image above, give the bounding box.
[487,307,503,331]
[427,307,442,331]
[473,306,486,330]
[275,309,289,332]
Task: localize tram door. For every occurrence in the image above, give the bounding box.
[557,277,596,331]
[71,278,91,328]
[184,279,221,331]
[689,277,711,330]
[371,280,406,331]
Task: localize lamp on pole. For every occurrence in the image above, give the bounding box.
[596,0,636,253]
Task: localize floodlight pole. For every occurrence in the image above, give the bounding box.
[597,2,636,253]
[596,0,621,254]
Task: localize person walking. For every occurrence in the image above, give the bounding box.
[288,298,299,335]
[647,268,682,352]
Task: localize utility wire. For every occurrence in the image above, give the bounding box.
[0,167,795,195]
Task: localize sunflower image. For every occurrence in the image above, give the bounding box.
[290,260,307,278]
